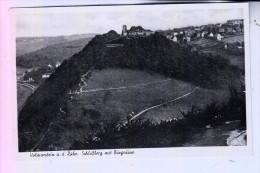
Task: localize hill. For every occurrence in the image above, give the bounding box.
[16,34,96,57]
[18,31,244,151]
[16,37,94,68]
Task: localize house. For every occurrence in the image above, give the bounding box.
[47,64,52,68]
[55,62,61,68]
[172,36,178,42]
[183,36,190,43]
[201,31,208,37]
[186,36,191,42]
[42,73,51,78]
[216,33,222,41]
[201,32,205,38]
[209,33,214,37]
[224,44,228,49]
[173,32,179,36]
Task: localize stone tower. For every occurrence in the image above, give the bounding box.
[122,25,127,36]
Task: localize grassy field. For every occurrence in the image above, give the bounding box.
[68,69,229,123]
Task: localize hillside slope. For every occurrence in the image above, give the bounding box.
[16,34,96,56]
[18,31,243,151]
[17,37,94,68]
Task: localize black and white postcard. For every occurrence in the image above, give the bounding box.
[13,2,251,158]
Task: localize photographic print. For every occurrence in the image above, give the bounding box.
[15,3,249,152]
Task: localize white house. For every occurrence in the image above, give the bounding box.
[55,62,61,68]
[187,36,191,42]
[216,34,222,41]
[201,32,205,38]
[47,64,52,68]
[172,36,178,42]
[173,32,178,36]
[224,44,228,49]
[209,33,214,37]
[42,73,51,78]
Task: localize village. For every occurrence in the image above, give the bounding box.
[121,19,244,47]
[162,19,243,43]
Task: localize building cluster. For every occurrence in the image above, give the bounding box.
[121,25,154,37]
[163,19,244,43]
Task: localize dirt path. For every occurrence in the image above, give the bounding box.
[129,86,199,121]
[70,78,172,95]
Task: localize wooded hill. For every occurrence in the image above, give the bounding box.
[18,30,244,152]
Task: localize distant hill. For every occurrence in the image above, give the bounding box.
[16,37,94,68]
[18,31,243,151]
[16,33,96,57]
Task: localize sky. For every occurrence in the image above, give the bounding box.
[14,4,244,37]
